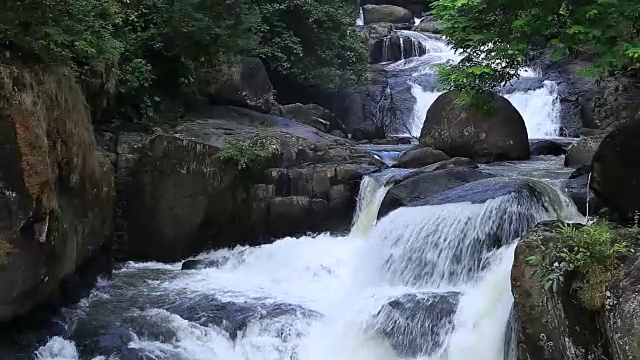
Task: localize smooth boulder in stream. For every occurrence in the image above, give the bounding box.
[362,5,412,25]
[419,91,530,162]
[392,147,450,169]
[380,168,496,217]
[371,291,461,357]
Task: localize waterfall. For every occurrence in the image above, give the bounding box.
[356,7,364,26]
[351,169,410,237]
[382,30,563,139]
[408,82,441,137]
[27,158,584,360]
[504,81,561,138]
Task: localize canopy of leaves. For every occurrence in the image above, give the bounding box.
[255,0,369,88]
[433,0,640,93]
[0,0,122,67]
[0,0,368,124]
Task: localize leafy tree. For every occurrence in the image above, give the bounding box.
[115,0,261,124]
[0,0,122,68]
[433,0,640,95]
[255,0,369,88]
[0,0,369,125]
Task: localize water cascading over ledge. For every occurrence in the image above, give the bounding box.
[379,30,564,139]
[26,165,582,359]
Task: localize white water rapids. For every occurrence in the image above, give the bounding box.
[31,156,583,360]
[384,31,562,139]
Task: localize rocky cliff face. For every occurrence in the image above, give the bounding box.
[115,106,378,262]
[533,52,640,134]
[0,64,114,321]
[512,222,640,360]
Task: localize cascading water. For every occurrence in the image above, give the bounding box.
[21,157,584,360]
[384,30,563,139]
[505,81,562,138]
[351,169,411,237]
[356,7,364,26]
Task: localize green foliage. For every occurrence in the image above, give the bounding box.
[433,0,640,93]
[526,221,628,309]
[218,136,278,170]
[0,0,122,68]
[1,0,368,126]
[255,0,369,88]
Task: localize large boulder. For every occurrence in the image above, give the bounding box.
[564,134,606,167]
[530,139,569,156]
[351,121,386,141]
[379,168,495,216]
[591,122,640,223]
[363,5,412,25]
[0,65,114,320]
[414,16,440,33]
[604,249,640,360]
[370,291,461,357]
[419,92,530,162]
[117,106,377,262]
[274,103,346,136]
[361,0,431,16]
[198,57,274,113]
[392,147,449,168]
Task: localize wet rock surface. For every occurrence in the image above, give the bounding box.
[564,134,606,167]
[392,147,449,169]
[529,139,570,156]
[362,5,412,25]
[371,291,461,357]
[565,174,602,216]
[117,106,378,261]
[0,65,115,321]
[379,168,495,216]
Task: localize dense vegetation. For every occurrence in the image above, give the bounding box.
[433,0,640,100]
[0,0,368,125]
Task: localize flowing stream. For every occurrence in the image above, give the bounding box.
[5,152,582,360]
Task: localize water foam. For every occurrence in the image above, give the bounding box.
[31,161,583,360]
[505,81,561,138]
[351,169,410,237]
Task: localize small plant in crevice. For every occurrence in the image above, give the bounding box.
[526,221,628,310]
[0,240,12,267]
[218,136,279,171]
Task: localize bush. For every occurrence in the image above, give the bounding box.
[527,221,628,309]
[256,0,369,88]
[0,0,122,68]
[218,136,279,170]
